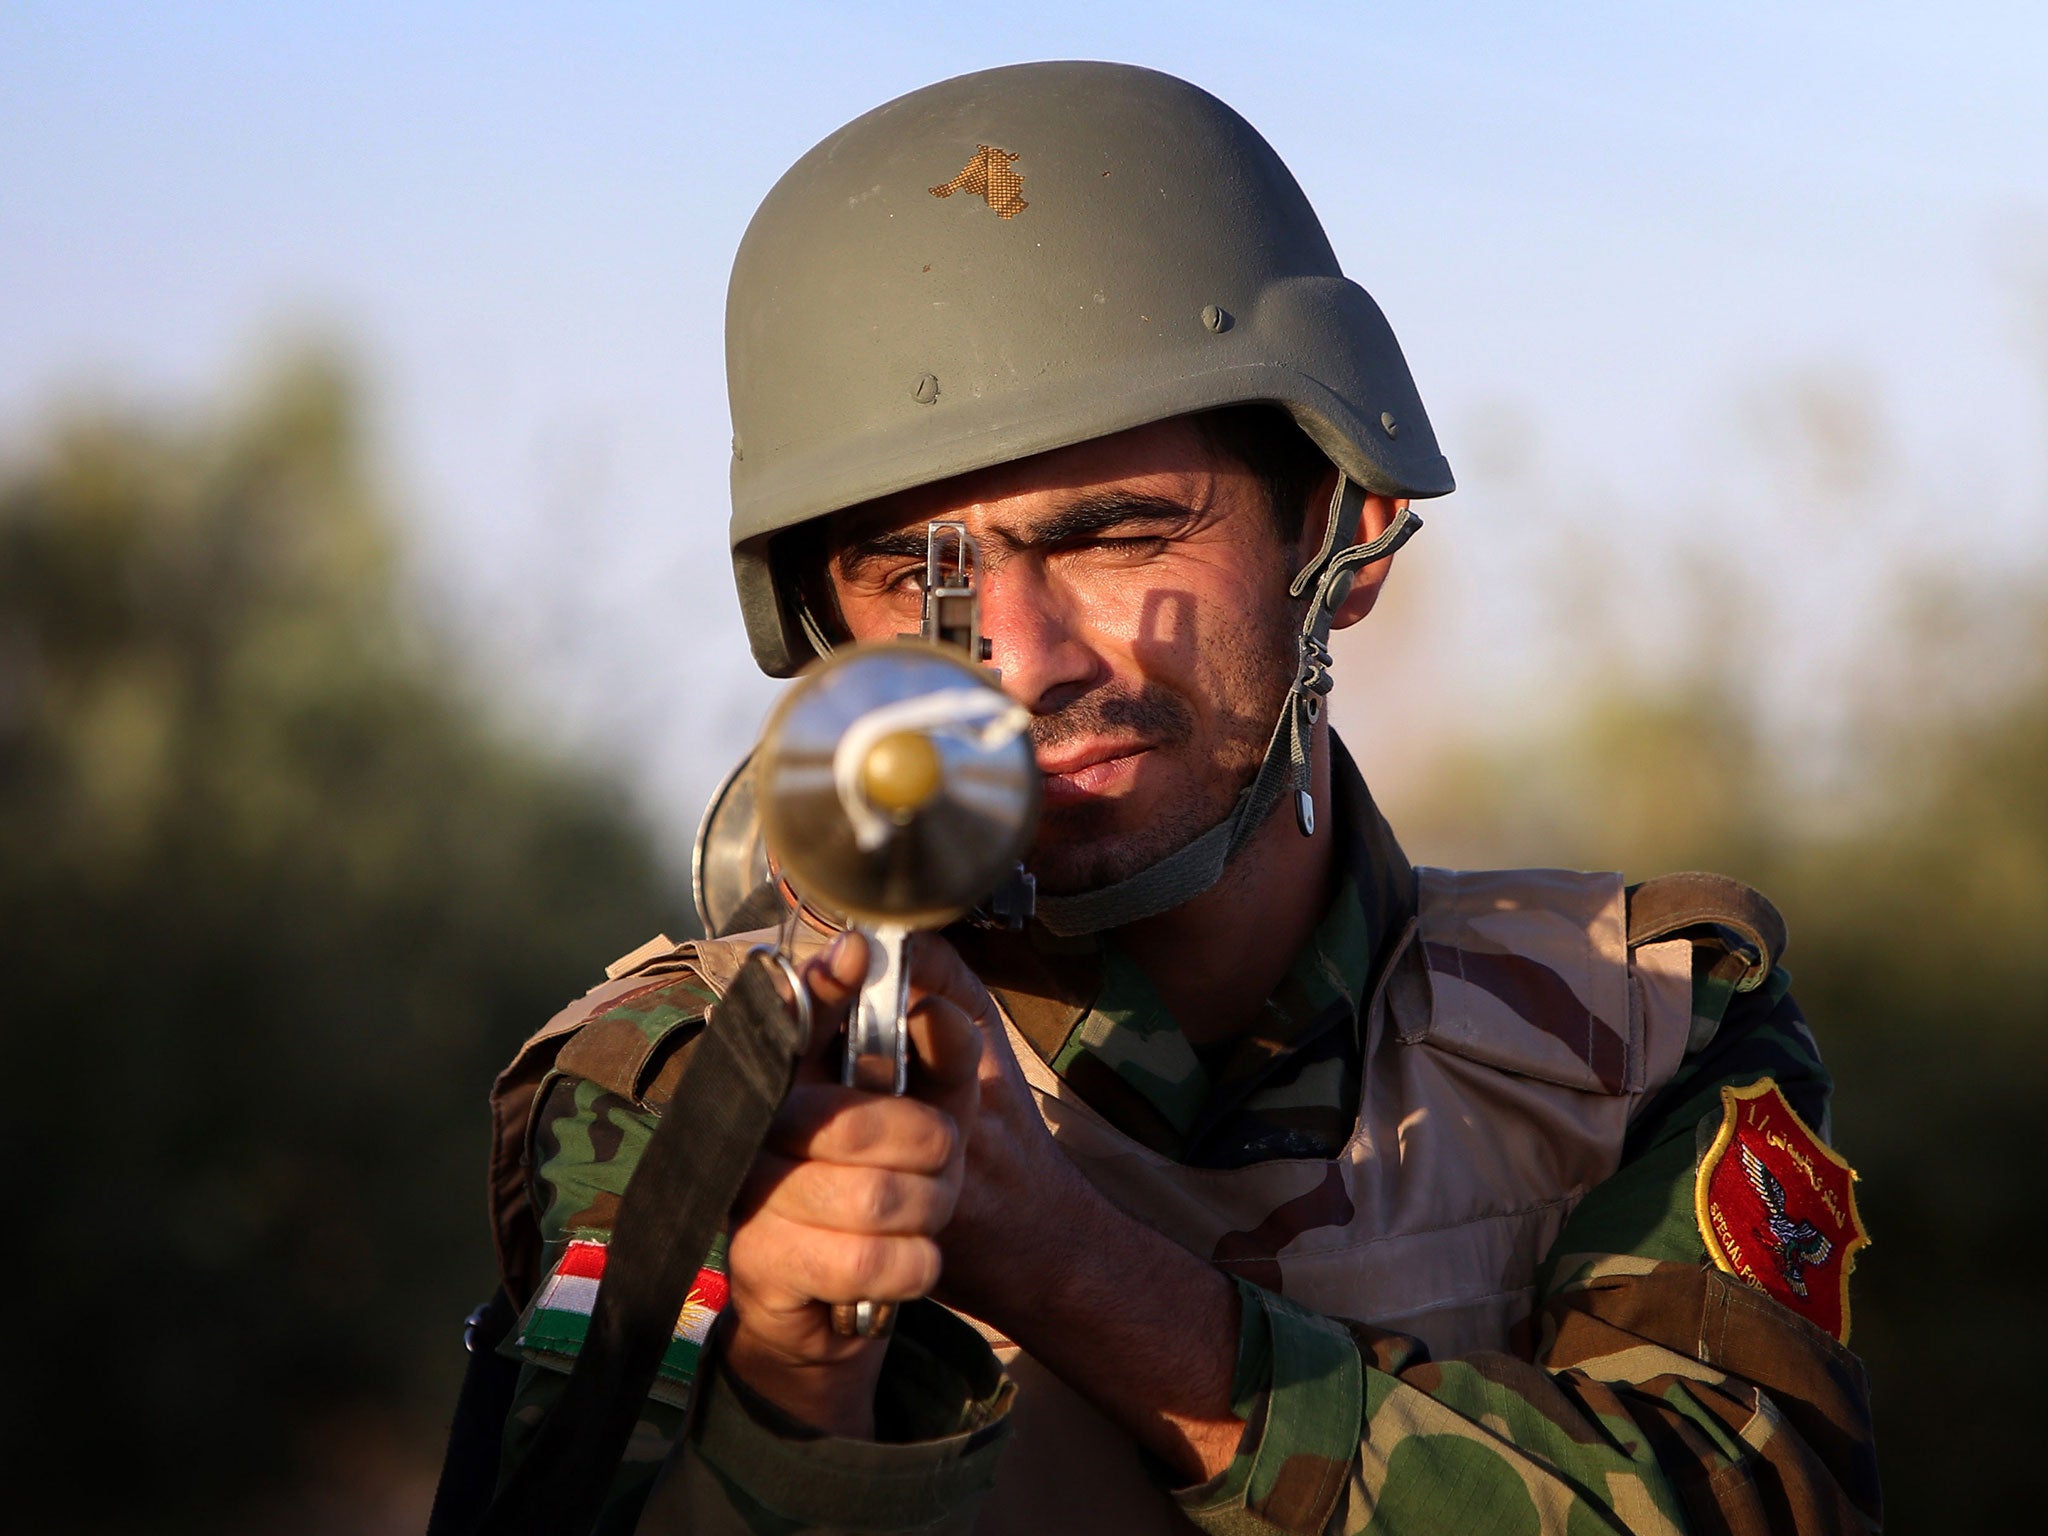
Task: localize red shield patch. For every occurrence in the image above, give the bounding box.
[1695,1078,1869,1343]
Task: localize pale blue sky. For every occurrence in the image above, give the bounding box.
[5,3,2045,855]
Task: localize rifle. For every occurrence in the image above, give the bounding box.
[751,520,1038,1334]
[436,523,1034,1534]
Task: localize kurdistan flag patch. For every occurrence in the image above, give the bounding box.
[513,1235,729,1406]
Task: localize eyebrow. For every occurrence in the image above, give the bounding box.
[835,491,1199,570]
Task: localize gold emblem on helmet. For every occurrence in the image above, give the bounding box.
[929,145,1027,219]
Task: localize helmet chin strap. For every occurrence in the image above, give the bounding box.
[1032,475,1420,937]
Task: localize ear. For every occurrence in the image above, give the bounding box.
[1328,493,1405,631]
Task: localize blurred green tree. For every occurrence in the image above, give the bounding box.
[0,354,685,1532]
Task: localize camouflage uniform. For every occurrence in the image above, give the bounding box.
[491,745,1880,1533]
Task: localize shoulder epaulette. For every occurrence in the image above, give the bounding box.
[1626,871,1786,992]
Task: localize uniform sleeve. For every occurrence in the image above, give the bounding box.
[498,1043,1012,1535]
[1172,954,1883,1536]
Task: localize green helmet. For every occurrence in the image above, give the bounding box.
[726,59,1453,677]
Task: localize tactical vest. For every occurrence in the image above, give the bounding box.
[488,867,1760,1535]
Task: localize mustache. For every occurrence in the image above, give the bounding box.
[1028,685,1194,756]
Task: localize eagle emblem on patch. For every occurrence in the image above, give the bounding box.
[1696,1078,1868,1342]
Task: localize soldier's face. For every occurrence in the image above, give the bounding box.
[820,419,1315,895]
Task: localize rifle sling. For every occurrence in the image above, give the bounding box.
[477,951,808,1535]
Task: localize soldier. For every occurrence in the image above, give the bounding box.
[471,62,1879,1533]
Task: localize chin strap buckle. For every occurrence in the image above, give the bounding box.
[1280,479,1425,840]
[1287,637,1336,836]
[1295,635,1334,722]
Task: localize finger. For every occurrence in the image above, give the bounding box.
[730,1212,945,1310]
[737,1150,960,1235]
[903,931,1001,1028]
[765,1083,961,1174]
[792,929,868,1075]
[904,993,982,1126]
[784,1223,944,1305]
[902,933,1024,1100]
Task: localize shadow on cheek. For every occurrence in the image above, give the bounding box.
[1135,585,1197,666]
[1131,583,1297,771]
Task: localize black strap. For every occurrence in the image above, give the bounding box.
[718,880,791,938]
[475,950,808,1536]
[426,1288,523,1536]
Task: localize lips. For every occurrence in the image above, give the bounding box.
[1036,742,1150,804]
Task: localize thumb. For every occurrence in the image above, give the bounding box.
[794,928,869,1080]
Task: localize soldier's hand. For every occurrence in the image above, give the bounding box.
[721,929,984,1438]
[919,938,1104,1335]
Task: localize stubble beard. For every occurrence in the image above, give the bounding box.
[1026,603,1301,897]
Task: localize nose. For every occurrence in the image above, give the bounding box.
[978,559,1102,713]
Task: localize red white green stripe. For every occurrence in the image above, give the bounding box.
[515,1236,729,1403]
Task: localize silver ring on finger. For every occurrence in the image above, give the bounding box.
[750,943,815,1043]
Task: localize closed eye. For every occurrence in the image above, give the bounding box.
[1073,534,1170,557]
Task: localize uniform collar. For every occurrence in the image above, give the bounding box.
[954,735,1414,1156]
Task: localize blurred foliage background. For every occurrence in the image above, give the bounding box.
[0,355,690,1532]
[2,344,2041,1534]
